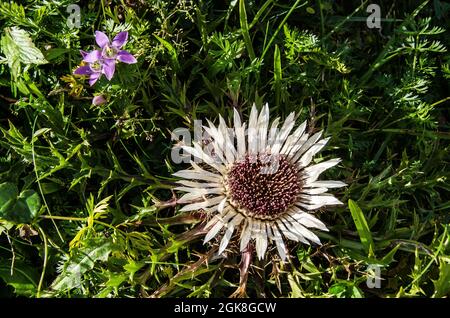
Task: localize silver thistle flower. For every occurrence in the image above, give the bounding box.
[173,104,346,261]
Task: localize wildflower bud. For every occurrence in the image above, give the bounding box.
[92,95,107,106]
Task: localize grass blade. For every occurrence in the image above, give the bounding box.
[154,34,180,72]
[273,44,282,106]
[348,199,375,257]
[239,0,256,61]
[260,0,307,61]
[249,0,274,29]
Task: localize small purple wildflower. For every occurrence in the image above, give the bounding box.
[74,50,104,86]
[95,31,137,76]
[73,31,136,85]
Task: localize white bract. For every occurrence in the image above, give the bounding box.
[173,104,346,261]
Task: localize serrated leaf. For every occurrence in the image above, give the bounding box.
[380,244,400,265]
[49,239,115,293]
[5,27,47,64]
[124,259,145,280]
[1,27,47,80]
[432,256,450,298]
[106,272,127,289]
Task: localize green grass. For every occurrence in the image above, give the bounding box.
[0,0,449,298]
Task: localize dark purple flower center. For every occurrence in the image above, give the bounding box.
[227,154,301,218]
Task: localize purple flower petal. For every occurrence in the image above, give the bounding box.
[89,72,101,86]
[95,31,110,48]
[74,65,92,75]
[102,59,116,80]
[117,50,137,64]
[92,95,107,106]
[112,31,128,49]
[83,50,102,63]
[80,50,89,58]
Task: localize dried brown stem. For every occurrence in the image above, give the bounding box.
[230,243,254,298]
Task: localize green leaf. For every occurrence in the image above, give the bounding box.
[351,286,364,298]
[6,27,47,65]
[154,34,180,72]
[0,220,14,236]
[248,0,274,29]
[44,48,69,61]
[328,283,346,297]
[432,256,450,297]
[1,27,47,80]
[40,182,61,195]
[0,260,39,297]
[49,239,115,293]
[348,199,375,257]
[273,44,282,106]
[379,244,401,265]
[124,259,145,280]
[0,33,19,80]
[329,282,364,298]
[239,0,255,61]
[11,190,41,223]
[0,183,41,224]
[287,274,303,297]
[0,182,18,215]
[106,272,128,289]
